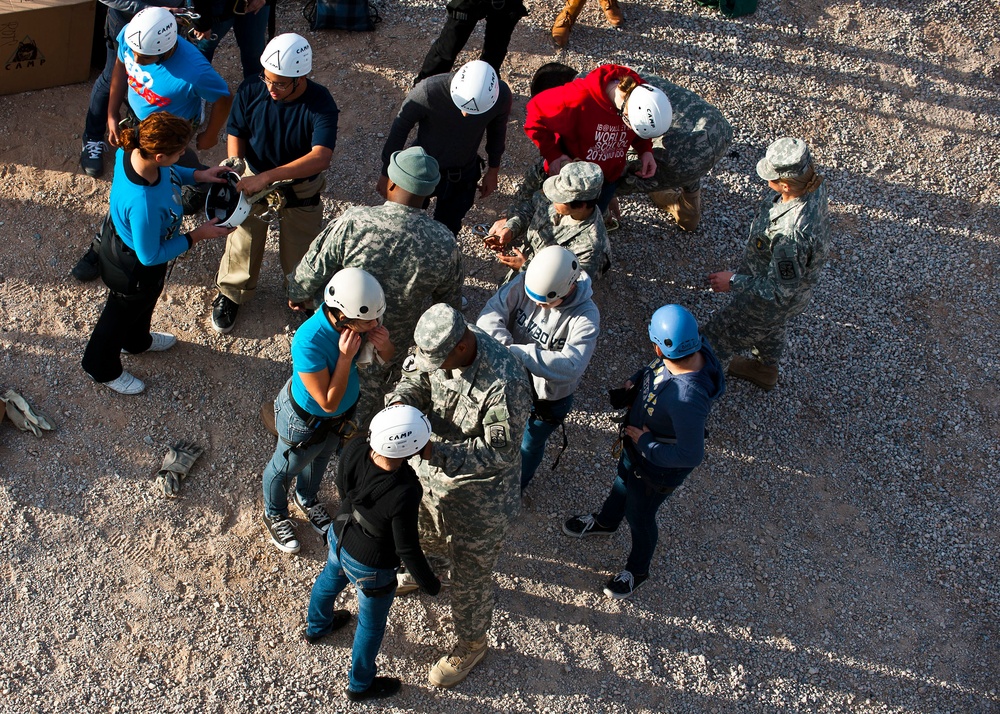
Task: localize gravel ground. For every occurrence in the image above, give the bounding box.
[1,0,998,711]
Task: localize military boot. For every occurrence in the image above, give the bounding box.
[429,637,488,687]
[650,187,702,231]
[552,0,586,47]
[727,356,778,391]
[600,0,624,26]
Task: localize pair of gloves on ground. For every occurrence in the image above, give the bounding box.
[0,389,54,437]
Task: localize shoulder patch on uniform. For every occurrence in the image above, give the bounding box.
[402,354,416,373]
[484,405,511,449]
[778,259,796,281]
[488,423,509,448]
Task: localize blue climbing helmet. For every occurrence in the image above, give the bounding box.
[648,305,701,359]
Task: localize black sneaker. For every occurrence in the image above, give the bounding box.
[346,676,402,702]
[562,514,616,538]
[211,293,239,334]
[80,140,105,177]
[262,513,300,554]
[603,570,648,600]
[71,246,101,282]
[303,609,351,644]
[293,491,333,534]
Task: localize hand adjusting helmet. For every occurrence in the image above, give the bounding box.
[450,60,500,115]
[125,7,177,56]
[324,268,386,321]
[260,33,312,77]
[204,171,251,228]
[648,304,701,359]
[524,245,581,305]
[625,84,672,139]
[368,405,432,458]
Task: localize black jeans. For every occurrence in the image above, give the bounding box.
[431,168,481,236]
[81,262,168,383]
[416,0,528,80]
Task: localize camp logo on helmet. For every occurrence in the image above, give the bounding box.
[388,431,413,441]
[460,98,480,112]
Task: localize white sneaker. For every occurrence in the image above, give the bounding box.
[123,332,177,354]
[104,371,146,395]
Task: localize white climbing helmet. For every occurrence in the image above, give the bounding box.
[368,404,432,458]
[324,268,386,320]
[450,60,499,115]
[524,245,581,305]
[625,84,672,139]
[260,33,312,78]
[124,7,177,56]
[204,171,252,229]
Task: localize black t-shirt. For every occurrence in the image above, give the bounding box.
[334,438,440,594]
[227,77,339,174]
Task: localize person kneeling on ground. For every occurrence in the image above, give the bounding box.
[305,404,441,702]
[563,305,724,599]
[261,268,394,554]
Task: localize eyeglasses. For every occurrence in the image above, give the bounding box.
[259,73,293,92]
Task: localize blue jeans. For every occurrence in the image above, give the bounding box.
[597,177,622,215]
[595,449,685,575]
[307,532,397,692]
[190,2,270,79]
[261,381,343,519]
[520,394,574,490]
[83,9,128,141]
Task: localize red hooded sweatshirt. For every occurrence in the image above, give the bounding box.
[524,64,653,183]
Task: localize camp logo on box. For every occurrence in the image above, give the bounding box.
[5,36,46,71]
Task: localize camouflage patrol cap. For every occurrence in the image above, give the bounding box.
[542,161,604,204]
[413,303,468,372]
[388,146,440,197]
[756,137,812,181]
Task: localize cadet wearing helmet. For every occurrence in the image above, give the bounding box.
[210,33,340,334]
[562,304,725,599]
[379,61,512,235]
[305,404,440,702]
[260,268,394,554]
[288,146,463,426]
[477,246,600,491]
[387,303,531,688]
[524,64,668,215]
[704,137,830,391]
[485,161,611,284]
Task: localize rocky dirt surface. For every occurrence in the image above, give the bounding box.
[1,0,998,711]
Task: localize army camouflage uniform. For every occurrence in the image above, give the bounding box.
[288,202,464,425]
[387,322,532,643]
[503,185,611,286]
[702,181,830,365]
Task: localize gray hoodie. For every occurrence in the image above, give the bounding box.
[476,273,600,401]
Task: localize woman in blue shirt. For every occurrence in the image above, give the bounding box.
[262,268,395,555]
[81,112,232,395]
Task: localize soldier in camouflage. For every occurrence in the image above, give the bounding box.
[484,161,611,285]
[513,65,732,232]
[703,137,830,391]
[386,303,532,689]
[287,147,464,425]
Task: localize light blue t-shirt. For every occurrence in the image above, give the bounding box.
[291,310,360,418]
[109,148,196,266]
[116,31,229,121]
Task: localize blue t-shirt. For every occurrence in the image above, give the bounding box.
[291,310,359,418]
[117,31,229,121]
[109,148,197,266]
[227,77,339,174]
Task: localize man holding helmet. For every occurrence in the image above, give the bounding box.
[477,246,600,491]
[386,303,531,688]
[288,146,463,426]
[261,268,393,554]
[562,305,725,599]
[211,33,339,334]
[379,60,512,236]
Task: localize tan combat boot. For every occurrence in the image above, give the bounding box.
[727,356,779,391]
[600,0,624,27]
[552,0,586,47]
[650,187,702,231]
[429,637,488,687]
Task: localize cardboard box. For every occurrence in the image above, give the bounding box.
[0,0,95,96]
